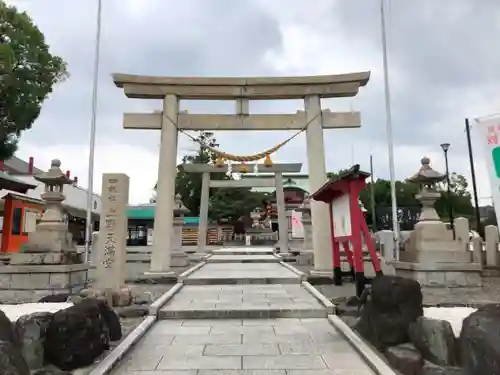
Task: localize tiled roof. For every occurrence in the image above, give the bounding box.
[0,171,36,193]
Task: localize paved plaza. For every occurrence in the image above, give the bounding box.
[109,247,376,374]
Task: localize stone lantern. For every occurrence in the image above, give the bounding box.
[171,193,189,266]
[2,159,89,301]
[15,159,78,260]
[391,157,482,287]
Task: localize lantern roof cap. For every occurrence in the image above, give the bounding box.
[35,159,73,185]
[408,157,445,184]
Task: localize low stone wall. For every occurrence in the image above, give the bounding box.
[0,264,89,302]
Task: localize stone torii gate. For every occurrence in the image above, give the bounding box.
[113,72,370,276]
[182,162,302,253]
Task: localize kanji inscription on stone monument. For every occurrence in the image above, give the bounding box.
[97,173,129,291]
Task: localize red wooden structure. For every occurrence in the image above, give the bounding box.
[1,193,44,253]
[311,164,382,297]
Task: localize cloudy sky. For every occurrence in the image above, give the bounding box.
[8,0,500,204]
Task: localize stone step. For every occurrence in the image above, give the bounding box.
[180,262,303,286]
[206,255,279,263]
[182,276,301,285]
[158,306,328,319]
[212,248,275,256]
[158,284,328,320]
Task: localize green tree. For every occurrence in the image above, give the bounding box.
[435,172,474,218]
[0,1,68,160]
[173,131,225,215]
[209,187,266,223]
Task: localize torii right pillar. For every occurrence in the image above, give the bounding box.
[304,95,333,275]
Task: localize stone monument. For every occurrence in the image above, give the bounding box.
[0,159,89,301]
[96,173,129,292]
[391,157,482,287]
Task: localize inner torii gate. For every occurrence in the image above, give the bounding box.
[113,72,370,275]
[182,162,302,253]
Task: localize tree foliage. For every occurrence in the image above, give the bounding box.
[0,1,68,160]
[153,132,266,222]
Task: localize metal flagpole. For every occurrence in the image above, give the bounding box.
[84,0,103,263]
[379,0,399,259]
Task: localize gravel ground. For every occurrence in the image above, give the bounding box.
[296,263,500,306]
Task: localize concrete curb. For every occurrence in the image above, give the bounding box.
[302,281,335,314]
[178,260,207,280]
[148,282,184,316]
[88,315,156,375]
[279,261,306,280]
[327,315,398,375]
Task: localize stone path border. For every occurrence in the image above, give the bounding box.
[88,316,156,375]
[328,315,398,375]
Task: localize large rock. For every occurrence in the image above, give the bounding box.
[15,312,53,369]
[355,275,423,350]
[44,299,110,370]
[0,310,30,375]
[385,343,424,375]
[459,305,500,375]
[80,298,122,341]
[409,317,458,366]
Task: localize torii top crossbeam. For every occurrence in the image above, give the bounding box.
[112,72,370,100]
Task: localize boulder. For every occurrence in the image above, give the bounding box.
[421,361,465,375]
[459,305,500,375]
[385,343,424,375]
[14,312,53,369]
[0,310,30,375]
[355,275,423,350]
[44,299,110,370]
[79,298,122,341]
[113,287,133,307]
[409,317,458,366]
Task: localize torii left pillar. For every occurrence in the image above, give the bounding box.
[149,95,178,274]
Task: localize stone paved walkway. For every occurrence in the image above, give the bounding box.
[110,247,376,374]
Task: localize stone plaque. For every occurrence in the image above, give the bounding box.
[96,173,129,291]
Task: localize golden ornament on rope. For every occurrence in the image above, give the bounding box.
[210,143,281,170]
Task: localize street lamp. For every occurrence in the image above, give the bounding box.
[440,143,455,240]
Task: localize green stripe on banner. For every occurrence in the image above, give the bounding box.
[493,146,500,178]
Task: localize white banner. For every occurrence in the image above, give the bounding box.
[291,211,304,238]
[475,114,500,227]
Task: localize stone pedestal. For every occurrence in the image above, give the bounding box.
[391,157,482,287]
[0,264,89,302]
[0,159,90,302]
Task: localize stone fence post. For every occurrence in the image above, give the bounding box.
[485,225,499,268]
[454,217,469,252]
[471,236,483,267]
[379,230,395,262]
